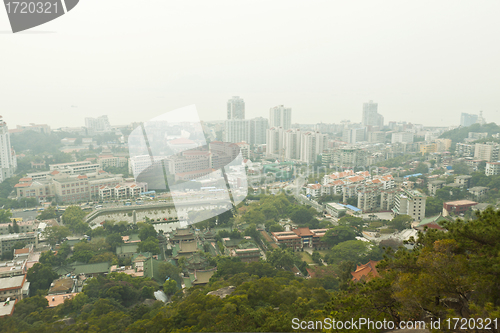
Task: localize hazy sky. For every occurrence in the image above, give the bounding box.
[1,0,500,129]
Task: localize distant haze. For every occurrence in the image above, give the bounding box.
[1,0,499,128]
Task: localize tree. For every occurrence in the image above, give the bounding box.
[37,206,57,220]
[62,206,87,231]
[163,279,178,296]
[290,208,313,225]
[158,262,181,285]
[138,223,157,241]
[452,161,470,175]
[321,226,356,248]
[425,197,444,217]
[415,162,429,174]
[12,220,20,233]
[266,248,295,269]
[0,209,12,223]
[137,236,160,254]
[106,233,124,252]
[338,216,365,231]
[27,263,58,295]
[311,251,322,264]
[326,240,380,265]
[388,215,412,231]
[43,225,71,246]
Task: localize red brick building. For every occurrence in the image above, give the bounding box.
[443,200,478,215]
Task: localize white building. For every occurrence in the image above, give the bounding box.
[362,100,384,127]
[227,96,245,120]
[474,143,499,162]
[224,117,268,145]
[391,132,414,144]
[269,105,292,130]
[393,189,426,221]
[0,117,17,183]
[342,128,366,144]
[283,128,301,160]
[485,162,500,176]
[85,115,111,132]
[300,131,327,164]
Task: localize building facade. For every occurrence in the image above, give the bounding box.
[269,105,292,130]
[227,96,245,120]
[0,117,17,183]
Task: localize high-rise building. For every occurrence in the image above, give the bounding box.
[342,128,366,144]
[224,119,249,144]
[391,132,414,144]
[266,127,284,157]
[300,131,327,163]
[362,100,384,127]
[393,189,426,221]
[0,116,17,182]
[269,105,292,130]
[227,96,245,120]
[474,142,499,162]
[224,117,269,145]
[266,127,326,163]
[249,117,268,145]
[460,113,478,127]
[85,115,111,133]
[283,128,301,160]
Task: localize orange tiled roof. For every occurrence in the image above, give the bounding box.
[351,260,380,282]
[293,227,314,237]
[15,183,32,188]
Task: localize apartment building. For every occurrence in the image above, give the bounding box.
[393,189,426,221]
[392,132,414,144]
[427,180,446,196]
[0,275,28,302]
[0,233,38,258]
[380,189,397,211]
[455,143,475,157]
[485,162,500,176]
[357,185,380,213]
[0,221,37,236]
[454,175,472,188]
[474,143,499,162]
[97,155,127,169]
[419,142,437,155]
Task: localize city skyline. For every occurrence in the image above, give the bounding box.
[1,1,500,128]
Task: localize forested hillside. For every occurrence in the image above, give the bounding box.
[1,208,500,332]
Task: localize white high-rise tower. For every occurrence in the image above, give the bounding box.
[269,105,292,130]
[0,116,17,182]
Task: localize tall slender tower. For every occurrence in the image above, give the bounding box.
[227,96,245,120]
[0,116,17,182]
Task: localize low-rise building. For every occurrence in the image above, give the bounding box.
[0,221,37,236]
[468,186,489,199]
[325,202,347,218]
[0,275,29,302]
[0,233,38,258]
[271,227,328,251]
[427,180,446,195]
[454,175,472,188]
[443,200,478,216]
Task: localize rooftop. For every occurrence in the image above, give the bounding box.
[0,275,26,291]
[45,293,78,308]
